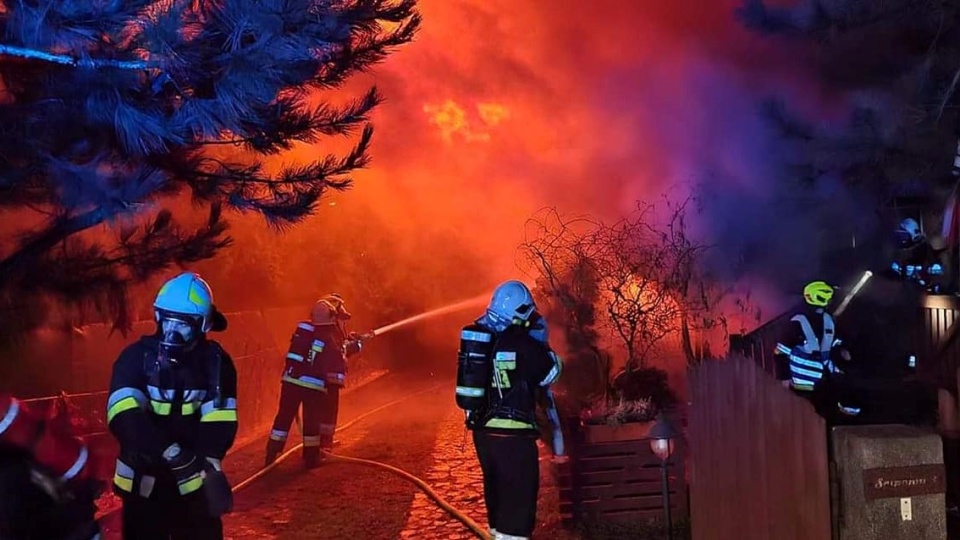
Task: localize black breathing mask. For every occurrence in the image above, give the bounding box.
[156,313,200,366]
[159,331,189,366]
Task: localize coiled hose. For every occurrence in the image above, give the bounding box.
[232,383,492,540]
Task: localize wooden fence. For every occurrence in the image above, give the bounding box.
[688,355,831,540]
[557,418,687,525]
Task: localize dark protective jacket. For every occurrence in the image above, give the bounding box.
[476,325,559,436]
[106,334,238,498]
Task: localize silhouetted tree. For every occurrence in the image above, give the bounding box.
[519,198,725,408]
[0,0,420,333]
[739,0,960,199]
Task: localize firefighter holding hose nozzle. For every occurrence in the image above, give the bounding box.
[456,280,563,540]
[315,293,369,450]
[267,293,370,467]
[774,280,865,424]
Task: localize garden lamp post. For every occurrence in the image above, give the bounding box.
[649,412,677,540]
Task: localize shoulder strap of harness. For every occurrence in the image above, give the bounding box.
[790,314,818,350]
[208,341,224,409]
[820,313,835,354]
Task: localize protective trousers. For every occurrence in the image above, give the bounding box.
[266,382,324,467]
[472,430,539,538]
[121,485,222,540]
[318,385,341,448]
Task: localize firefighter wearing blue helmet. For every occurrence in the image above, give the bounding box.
[456,280,562,540]
[106,272,237,540]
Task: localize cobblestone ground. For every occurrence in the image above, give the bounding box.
[399,408,486,539]
[223,381,452,539]
[398,408,567,539]
[97,369,393,539]
[224,414,375,539]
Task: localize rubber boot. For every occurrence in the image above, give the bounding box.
[265,439,285,467]
[303,446,321,470]
[319,434,335,450]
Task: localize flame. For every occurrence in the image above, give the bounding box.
[422,99,510,143]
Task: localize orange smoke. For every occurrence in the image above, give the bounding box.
[191,0,812,363]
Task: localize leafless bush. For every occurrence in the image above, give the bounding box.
[519,197,726,395]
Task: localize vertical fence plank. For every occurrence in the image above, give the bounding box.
[689,356,831,540]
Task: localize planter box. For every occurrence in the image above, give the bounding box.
[582,420,654,444]
[557,417,687,525]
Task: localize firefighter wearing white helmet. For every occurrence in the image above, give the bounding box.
[267,294,368,466]
[456,280,562,540]
[896,218,924,248]
[891,217,946,292]
[106,272,237,539]
[316,294,367,449]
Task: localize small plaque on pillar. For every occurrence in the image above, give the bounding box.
[862,465,946,501]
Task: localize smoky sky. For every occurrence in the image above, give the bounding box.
[180,0,881,337]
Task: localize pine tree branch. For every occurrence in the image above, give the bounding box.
[0,207,108,283]
[0,44,157,70]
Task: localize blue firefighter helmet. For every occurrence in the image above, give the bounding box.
[484,280,536,331]
[154,272,215,333]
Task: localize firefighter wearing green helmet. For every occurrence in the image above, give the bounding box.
[773,280,862,422]
[105,272,237,539]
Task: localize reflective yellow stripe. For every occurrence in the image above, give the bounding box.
[113,473,133,492]
[150,401,172,415]
[484,418,535,430]
[201,409,238,423]
[107,397,141,423]
[281,375,326,391]
[178,473,203,495]
[182,402,200,415]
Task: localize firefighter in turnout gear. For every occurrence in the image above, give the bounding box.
[890,218,945,293]
[456,280,562,540]
[774,280,862,422]
[0,393,106,540]
[106,272,238,540]
[315,293,367,449]
[267,299,337,467]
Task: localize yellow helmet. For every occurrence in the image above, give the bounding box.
[803,281,835,307]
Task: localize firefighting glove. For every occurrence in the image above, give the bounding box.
[201,460,234,517]
[162,444,204,496]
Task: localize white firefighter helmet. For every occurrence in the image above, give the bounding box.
[311,299,337,326]
[486,280,536,328]
[154,272,215,333]
[321,293,351,320]
[897,218,923,246]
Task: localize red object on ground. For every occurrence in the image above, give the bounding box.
[0,392,107,483]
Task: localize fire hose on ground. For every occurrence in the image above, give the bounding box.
[97,296,495,537]
[230,383,492,540]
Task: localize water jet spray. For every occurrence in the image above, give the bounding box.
[364,293,489,338]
